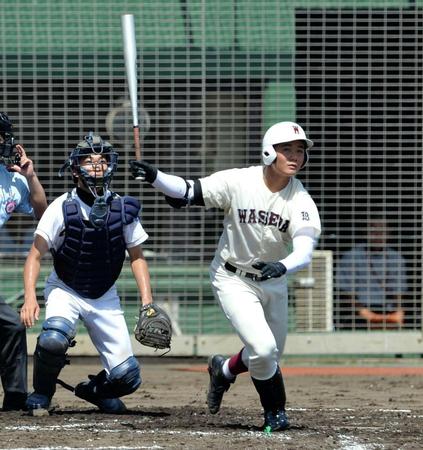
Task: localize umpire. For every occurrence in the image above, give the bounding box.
[0,298,28,410]
[0,113,47,410]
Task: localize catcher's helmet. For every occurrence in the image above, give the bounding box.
[59,132,118,196]
[262,121,313,167]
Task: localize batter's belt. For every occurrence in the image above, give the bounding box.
[224,262,265,282]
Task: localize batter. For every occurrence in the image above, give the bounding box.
[130,121,321,431]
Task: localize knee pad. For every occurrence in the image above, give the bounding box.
[33,317,76,398]
[96,356,141,398]
[36,317,76,369]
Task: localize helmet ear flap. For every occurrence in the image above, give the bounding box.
[262,144,277,165]
[301,150,309,168]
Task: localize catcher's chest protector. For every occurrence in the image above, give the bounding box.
[54,194,141,299]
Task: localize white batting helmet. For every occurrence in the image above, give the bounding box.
[262,121,313,167]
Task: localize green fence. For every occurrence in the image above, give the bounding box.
[0,257,234,335]
[1,256,300,336]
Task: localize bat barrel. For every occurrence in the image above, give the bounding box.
[121,14,139,128]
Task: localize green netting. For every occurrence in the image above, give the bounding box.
[262,81,297,132]
[236,0,295,52]
[294,0,409,7]
[188,0,235,48]
[0,0,412,55]
[0,0,188,54]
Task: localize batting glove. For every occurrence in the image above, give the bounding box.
[252,261,287,279]
[129,160,158,183]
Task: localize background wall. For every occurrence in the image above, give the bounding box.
[1,0,422,353]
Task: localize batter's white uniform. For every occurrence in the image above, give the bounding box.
[35,188,148,372]
[200,165,321,379]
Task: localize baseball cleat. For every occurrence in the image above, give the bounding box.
[207,354,234,414]
[74,381,127,414]
[263,409,290,431]
[26,392,54,416]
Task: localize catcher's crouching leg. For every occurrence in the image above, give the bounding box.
[26,317,76,414]
[74,356,140,414]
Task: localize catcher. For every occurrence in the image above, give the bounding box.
[20,132,171,415]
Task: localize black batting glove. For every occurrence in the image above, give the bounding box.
[252,261,287,279]
[129,160,158,183]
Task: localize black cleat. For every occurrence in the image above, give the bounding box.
[263,409,290,431]
[207,354,234,414]
[74,381,127,414]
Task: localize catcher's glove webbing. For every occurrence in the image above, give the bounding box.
[134,304,172,351]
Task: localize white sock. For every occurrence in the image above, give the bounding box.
[222,359,236,380]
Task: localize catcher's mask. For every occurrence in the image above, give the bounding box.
[59,132,118,197]
[261,121,313,168]
[0,112,20,166]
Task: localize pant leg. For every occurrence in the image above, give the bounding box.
[81,293,134,373]
[209,266,280,380]
[0,298,27,408]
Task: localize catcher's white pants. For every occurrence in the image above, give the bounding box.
[44,272,134,373]
[210,260,288,380]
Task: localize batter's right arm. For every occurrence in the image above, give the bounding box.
[129,160,204,208]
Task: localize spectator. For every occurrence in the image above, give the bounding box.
[337,217,407,329]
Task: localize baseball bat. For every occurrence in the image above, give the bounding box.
[121,14,141,162]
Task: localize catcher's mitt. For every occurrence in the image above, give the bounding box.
[134,304,172,350]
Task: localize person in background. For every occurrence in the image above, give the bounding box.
[337,217,407,329]
[0,112,47,411]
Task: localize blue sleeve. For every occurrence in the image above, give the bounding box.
[337,251,355,292]
[387,251,408,295]
[14,176,34,215]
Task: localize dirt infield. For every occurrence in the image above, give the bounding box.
[1,357,423,449]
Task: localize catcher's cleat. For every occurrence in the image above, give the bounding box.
[26,392,54,416]
[263,409,290,431]
[207,354,234,414]
[74,381,127,414]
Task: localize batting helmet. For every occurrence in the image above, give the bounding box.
[262,121,313,167]
[59,132,118,195]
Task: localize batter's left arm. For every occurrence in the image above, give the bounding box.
[127,245,153,307]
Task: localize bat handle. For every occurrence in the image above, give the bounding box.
[131,126,147,181]
[133,125,141,160]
